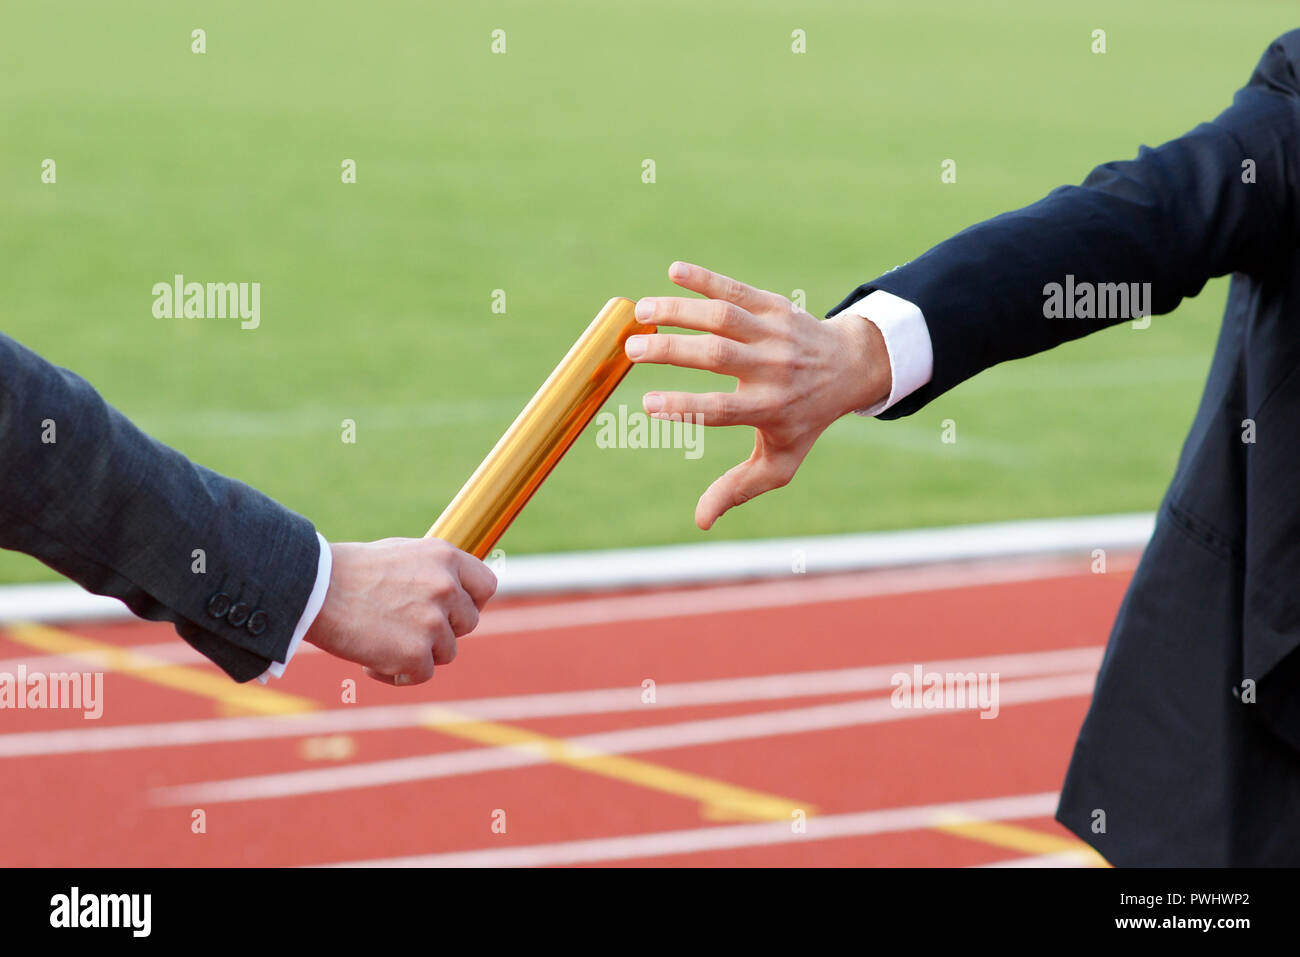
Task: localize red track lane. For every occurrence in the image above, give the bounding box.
[0,558,1134,867]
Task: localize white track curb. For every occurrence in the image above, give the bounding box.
[0,513,1154,625]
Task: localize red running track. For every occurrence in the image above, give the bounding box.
[0,553,1136,867]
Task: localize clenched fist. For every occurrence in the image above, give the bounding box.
[305,537,497,685]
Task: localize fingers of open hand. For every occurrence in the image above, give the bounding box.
[666,262,787,314]
[641,390,758,427]
[695,448,800,531]
[626,331,752,375]
[634,296,763,341]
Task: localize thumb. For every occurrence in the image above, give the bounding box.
[695,449,798,530]
[363,666,418,686]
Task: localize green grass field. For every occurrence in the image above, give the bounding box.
[1,1,1294,582]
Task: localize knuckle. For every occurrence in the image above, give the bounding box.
[427,617,454,647]
[425,537,455,562]
[773,343,800,381]
[712,392,731,423]
[708,336,733,367]
[431,626,457,663]
[399,642,428,674]
[756,386,782,416]
[429,571,457,599]
[419,604,448,633]
[772,316,799,343]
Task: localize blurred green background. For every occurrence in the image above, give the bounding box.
[0,1,1293,582]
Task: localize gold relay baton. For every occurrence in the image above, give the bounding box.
[425,297,656,558]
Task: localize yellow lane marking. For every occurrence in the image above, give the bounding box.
[933,813,1111,867]
[420,708,811,821]
[299,735,358,761]
[3,623,810,821]
[4,622,314,716]
[5,623,1096,851]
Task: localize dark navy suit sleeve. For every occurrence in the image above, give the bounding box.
[829,30,1300,419]
[0,332,321,682]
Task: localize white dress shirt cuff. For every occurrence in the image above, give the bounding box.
[834,289,934,417]
[256,532,332,684]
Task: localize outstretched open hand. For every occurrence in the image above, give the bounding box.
[625,262,891,530]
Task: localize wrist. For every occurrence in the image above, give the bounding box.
[305,542,344,651]
[829,312,891,416]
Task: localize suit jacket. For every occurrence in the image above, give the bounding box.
[0,333,321,682]
[830,30,1300,864]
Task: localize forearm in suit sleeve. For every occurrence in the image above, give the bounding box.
[0,332,320,682]
[829,30,1300,418]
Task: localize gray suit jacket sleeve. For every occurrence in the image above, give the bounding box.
[0,332,322,682]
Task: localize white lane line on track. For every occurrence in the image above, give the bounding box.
[0,646,1102,758]
[471,555,1132,636]
[151,672,1098,806]
[0,552,1130,676]
[322,791,1066,867]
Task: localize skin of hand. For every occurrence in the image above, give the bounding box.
[304,538,497,685]
[625,261,892,531]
